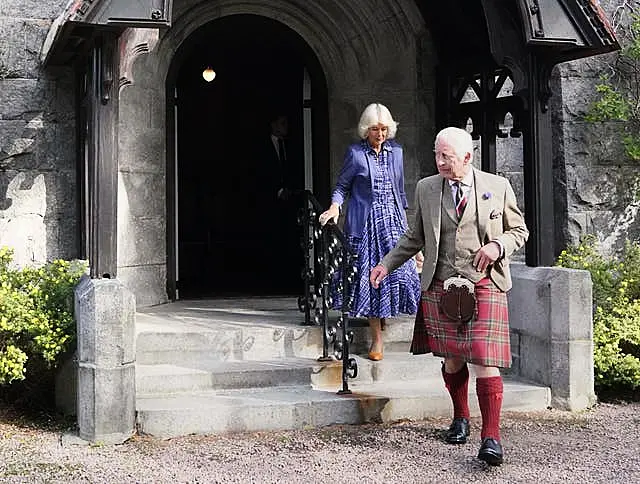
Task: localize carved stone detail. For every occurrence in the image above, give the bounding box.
[119,28,160,91]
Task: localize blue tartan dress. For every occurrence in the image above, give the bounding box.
[332,143,420,318]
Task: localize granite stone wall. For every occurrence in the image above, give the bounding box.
[553,0,638,255]
[0,1,78,266]
[0,0,629,304]
[115,0,434,306]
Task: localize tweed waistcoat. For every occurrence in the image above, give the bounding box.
[434,181,486,283]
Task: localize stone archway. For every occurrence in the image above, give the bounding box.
[116,0,432,306]
[166,14,330,298]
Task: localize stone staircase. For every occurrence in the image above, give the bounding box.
[134,298,551,438]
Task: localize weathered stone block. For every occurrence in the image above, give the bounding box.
[77,364,136,444]
[509,264,594,411]
[118,171,165,219]
[118,127,166,173]
[550,340,596,410]
[117,215,166,267]
[517,332,550,386]
[0,0,68,20]
[75,277,136,367]
[117,264,168,308]
[74,277,136,444]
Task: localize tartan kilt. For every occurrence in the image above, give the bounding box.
[410,277,511,368]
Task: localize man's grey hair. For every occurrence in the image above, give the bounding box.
[357,103,398,139]
[435,126,473,161]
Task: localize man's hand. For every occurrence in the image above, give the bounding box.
[277,188,291,201]
[370,264,389,289]
[473,241,501,273]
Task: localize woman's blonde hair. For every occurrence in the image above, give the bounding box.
[357,103,398,139]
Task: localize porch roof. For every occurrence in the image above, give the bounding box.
[41,0,173,66]
[41,1,618,67]
[418,0,619,68]
[517,0,619,58]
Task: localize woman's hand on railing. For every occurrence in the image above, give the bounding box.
[370,263,389,289]
[415,251,424,274]
[318,203,340,226]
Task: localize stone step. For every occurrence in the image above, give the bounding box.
[136,358,321,394]
[133,299,551,440]
[136,377,551,439]
[135,311,415,365]
[136,353,445,395]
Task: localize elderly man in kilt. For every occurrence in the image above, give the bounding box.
[370,126,529,466]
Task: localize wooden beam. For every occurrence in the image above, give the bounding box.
[87,33,119,278]
[523,54,555,267]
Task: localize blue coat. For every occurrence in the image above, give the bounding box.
[331,140,409,238]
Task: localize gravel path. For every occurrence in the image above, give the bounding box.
[1,402,638,483]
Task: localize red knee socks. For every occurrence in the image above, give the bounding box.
[442,364,470,420]
[476,376,504,441]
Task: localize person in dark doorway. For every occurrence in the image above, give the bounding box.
[257,111,301,293]
[318,103,422,361]
[267,112,292,201]
[369,126,529,466]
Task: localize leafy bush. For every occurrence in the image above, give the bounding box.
[0,247,87,388]
[585,11,640,161]
[556,236,640,395]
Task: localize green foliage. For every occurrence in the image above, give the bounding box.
[585,82,629,122]
[585,12,640,161]
[556,236,640,394]
[0,247,87,386]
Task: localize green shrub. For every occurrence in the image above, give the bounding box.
[556,236,640,395]
[585,12,640,161]
[0,247,87,387]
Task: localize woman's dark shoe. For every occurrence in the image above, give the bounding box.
[444,417,470,444]
[478,437,503,466]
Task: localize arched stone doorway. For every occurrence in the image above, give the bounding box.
[42,1,615,307]
[165,14,330,299]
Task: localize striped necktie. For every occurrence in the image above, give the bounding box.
[455,182,467,219]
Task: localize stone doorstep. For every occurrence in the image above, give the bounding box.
[135,353,445,394]
[135,378,551,439]
[135,316,415,365]
[133,301,551,439]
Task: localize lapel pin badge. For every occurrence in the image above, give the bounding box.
[482,192,492,200]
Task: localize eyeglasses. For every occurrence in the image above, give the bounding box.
[434,151,459,163]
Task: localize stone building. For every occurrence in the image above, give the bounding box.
[0,0,622,308]
[1,0,623,442]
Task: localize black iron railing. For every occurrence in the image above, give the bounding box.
[297,190,358,394]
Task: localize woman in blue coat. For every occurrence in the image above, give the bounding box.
[319,103,422,360]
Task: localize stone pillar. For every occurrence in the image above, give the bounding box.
[508,264,596,411]
[74,276,136,444]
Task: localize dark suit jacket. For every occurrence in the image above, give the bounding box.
[257,135,296,201]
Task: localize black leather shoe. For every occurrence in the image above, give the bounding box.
[444,417,470,444]
[478,437,503,466]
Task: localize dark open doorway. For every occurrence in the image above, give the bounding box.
[167,15,329,299]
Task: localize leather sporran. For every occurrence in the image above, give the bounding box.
[439,276,476,324]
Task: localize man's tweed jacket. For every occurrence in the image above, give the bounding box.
[381,168,529,292]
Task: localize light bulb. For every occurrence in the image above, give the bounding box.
[202,67,216,82]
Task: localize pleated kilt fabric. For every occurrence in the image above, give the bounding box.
[411,277,512,368]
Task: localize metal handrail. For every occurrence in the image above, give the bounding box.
[297,190,358,394]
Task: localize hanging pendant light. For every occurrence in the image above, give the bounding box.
[202,67,216,82]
